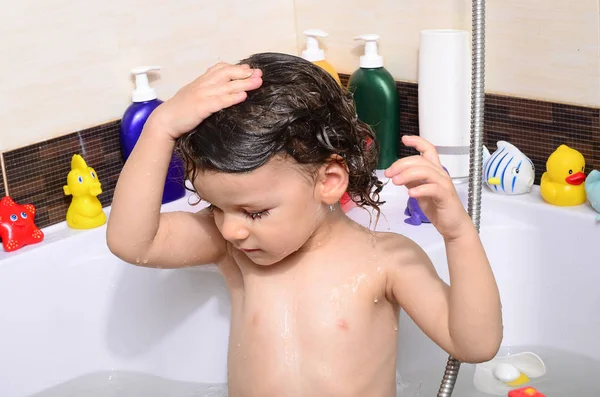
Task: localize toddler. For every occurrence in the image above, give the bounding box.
[107,52,502,397]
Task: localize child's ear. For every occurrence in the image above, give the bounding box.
[316,155,349,205]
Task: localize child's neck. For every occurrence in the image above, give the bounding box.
[299,204,350,253]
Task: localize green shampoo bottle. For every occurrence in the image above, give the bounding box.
[347,34,400,169]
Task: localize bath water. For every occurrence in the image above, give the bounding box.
[28,372,228,397]
[28,346,599,397]
[396,345,600,397]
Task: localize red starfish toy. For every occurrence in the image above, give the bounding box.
[0,196,44,252]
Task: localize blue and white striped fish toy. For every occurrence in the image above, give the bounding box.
[482,141,535,195]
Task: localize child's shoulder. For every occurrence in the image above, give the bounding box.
[369,230,432,268]
[341,223,428,259]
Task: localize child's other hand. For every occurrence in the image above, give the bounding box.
[384,135,472,241]
[150,62,263,140]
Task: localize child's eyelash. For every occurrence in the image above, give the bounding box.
[207,204,269,220]
[245,210,269,220]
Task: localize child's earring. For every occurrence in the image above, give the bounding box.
[329,203,336,212]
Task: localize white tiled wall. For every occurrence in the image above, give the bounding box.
[1,0,599,151]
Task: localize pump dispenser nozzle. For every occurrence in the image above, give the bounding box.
[354,34,384,68]
[131,66,161,102]
[302,29,329,62]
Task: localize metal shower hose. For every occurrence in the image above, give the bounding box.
[436,0,486,395]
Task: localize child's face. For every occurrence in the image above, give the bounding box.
[194,157,329,266]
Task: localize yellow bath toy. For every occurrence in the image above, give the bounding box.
[63,154,106,229]
[540,144,586,206]
[473,351,546,395]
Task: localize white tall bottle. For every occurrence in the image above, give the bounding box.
[418,29,472,179]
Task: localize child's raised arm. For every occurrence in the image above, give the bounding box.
[106,63,263,268]
[384,135,502,363]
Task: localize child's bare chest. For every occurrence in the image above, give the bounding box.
[220,252,400,396]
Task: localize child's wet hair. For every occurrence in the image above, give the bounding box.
[176,52,385,216]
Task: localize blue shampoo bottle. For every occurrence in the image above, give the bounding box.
[120,66,186,204]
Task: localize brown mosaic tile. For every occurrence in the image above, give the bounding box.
[0,171,5,198]
[340,73,600,186]
[3,121,123,229]
[484,95,599,185]
[395,81,420,158]
[2,75,599,231]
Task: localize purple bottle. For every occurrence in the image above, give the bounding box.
[120,66,186,204]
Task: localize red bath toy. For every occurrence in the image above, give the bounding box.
[508,387,545,397]
[0,196,44,252]
[340,136,373,213]
[340,192,357,212]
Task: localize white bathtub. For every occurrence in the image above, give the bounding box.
[1,173,599,397]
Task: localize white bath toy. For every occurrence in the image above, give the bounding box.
[584,169,600,221]
[483,141,535,195]
[473,351,546,395]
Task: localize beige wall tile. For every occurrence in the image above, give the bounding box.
[2,0,598,151]
[486,0,600,107]
[0,0,297,151]
[294,0,471,85]
[294,0,600,107]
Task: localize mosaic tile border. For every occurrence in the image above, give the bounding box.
[0,159,5,199]
[340,74,600,186]
[1,121,123,229]
[1,77,598,230]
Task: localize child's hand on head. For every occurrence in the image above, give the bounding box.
[384,135,472,241]
[150,62,263,140]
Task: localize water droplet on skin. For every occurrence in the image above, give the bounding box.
[142,258,148,264]
[135,257,141,264]
[237,343,241,348]
[394,326,398,332]
[374,298,379,303]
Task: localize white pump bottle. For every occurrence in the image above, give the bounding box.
[300,29,341,86]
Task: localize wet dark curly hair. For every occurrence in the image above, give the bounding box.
[175,52,384,215]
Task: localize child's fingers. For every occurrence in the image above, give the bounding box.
[401,135,442,167]
[389,165,448,189]
[197,74,262,108]
[211,64,260,84]
[407,183,444,201]
[385,155,446,179]
[205,61,237,74]
[201,92,248,115]
[220,72,263,94]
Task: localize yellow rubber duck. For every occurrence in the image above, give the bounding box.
[540,144,586,206]
[63,154,107,229]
